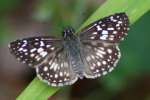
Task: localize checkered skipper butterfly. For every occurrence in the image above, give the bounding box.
[9,13,129,86]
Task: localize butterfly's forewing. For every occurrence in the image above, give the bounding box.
[36,49,78,86]
[79,13,129,43]
[9,36,62,67]
[81,42,120,78]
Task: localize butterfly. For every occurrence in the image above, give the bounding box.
[9,13,129,86]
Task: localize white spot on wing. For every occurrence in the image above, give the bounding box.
[107,27,114,30]
[30,53,35,57]
[18,48,23,51]
[113,31,117,34]
[100,34,108,40]
[102,30,108,35]
[30,48,36,53]
[96,52,103,58]
[43,66,48,71]
[37,48,44,53]
[40,51,48,57]
[50,47,55,50]
[118,21,122,24]
[86,56,91,61]
[97,49,106,55]
[40,41,45,46]
[102,61,107,65]
[35,55,41,61]
[97,62,101,66]
[109,67,114,72]
[22,49,27,52]
[55,74,58,78]
[107,49,112,54]
[102,71,107,75]
[96,25,102,31]
[59,72,63,77]
[46,45,51,48]
[53,63,58,71]
[90,36,95,39]
[92,32,97,35]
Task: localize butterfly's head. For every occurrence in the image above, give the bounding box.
[62,26,75,40]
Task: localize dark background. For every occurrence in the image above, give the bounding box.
[0,0,150,100]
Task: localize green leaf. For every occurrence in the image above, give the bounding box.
[17,0,150,100]
[17,78,59,100]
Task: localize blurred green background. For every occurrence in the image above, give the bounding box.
[0,0,150,100]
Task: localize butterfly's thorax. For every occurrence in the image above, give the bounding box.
[63,29,84,79]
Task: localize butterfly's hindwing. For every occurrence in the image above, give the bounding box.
[81,41,120,78]
[36,49,78,86]
[80,13,129,43]
[9,36,62,67]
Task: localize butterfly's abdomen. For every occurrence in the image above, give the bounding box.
[64,38,84,79]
